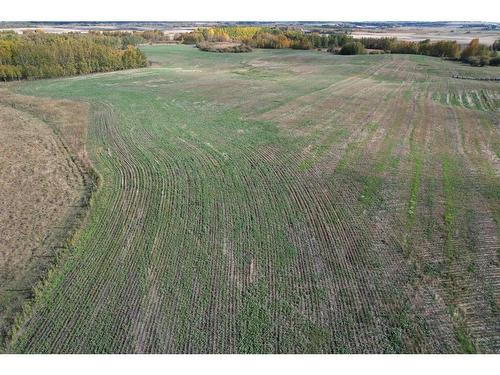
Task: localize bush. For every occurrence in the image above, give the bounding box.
[339,42,366,55]
[196,42,252,53]
[493,39,500,52]
[489,55,500,66]
[181,31,204,45]
[360,37,395,51]
[428,40,460,58]
[392,41,419,55]
[290,38,314,50]
[480,55,491,66]
[248,31,291,49]
[0,64,22,81]
[467,56,482,66]
[461,39,490,62]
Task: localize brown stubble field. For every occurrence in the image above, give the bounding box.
[0,91,95,348]
[0,45,498,353]
[351,27,500,45]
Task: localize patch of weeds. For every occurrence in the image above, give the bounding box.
[455,322,477,354]
[450,92,461,107]
[237,283,273,353]
[423,261,443,277]
[359,140,395,207]
[384,302,412,353]
[466,261,476,273]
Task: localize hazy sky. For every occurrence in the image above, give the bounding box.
[1,0,498,22]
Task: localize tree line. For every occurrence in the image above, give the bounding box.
[0,30,148,81]
[180,27,354,50]
[460,38,499,66]
[196,42,252,53]
[357,37,499,66]
[179,27,500,67]
[99,30,174,45]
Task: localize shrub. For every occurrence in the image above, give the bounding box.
[461,39,490,62]
[248,31,291,49]
[196,42,252,53]
[467,56,482,66]
[489,55,500,66]
[339,42,366,55]
[493,39,500,52]
[291,38,314,50]
[391,41,419,54]
[429,40,460,58]
[181,31,205,45]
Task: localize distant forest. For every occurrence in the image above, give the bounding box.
[180,26,500,66]
[1,27,499,81]
[0,31,149,81]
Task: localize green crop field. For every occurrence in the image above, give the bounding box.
[4,45,499,353]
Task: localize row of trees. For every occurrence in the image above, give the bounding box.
[180,27,500,67]
[460,39,499,66]
[181,27,356,50]
[196,42,252,53]
[358,36,499,66]
[339,42,366,55]
[98,30,174,45]
[0,31,148,81]
[181,26,479,57]
[358,37,462,58]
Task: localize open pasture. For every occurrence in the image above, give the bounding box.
[5,45,499,353]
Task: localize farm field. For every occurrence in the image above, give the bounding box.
[0,98,88,348]
[2,45,499,353]
[351,27,500,45]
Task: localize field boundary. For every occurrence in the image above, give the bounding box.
[452,74,500,81]
[0,93,100,352]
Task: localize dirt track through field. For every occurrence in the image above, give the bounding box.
[5,46,499,353]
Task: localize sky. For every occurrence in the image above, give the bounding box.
[0,0,499,22]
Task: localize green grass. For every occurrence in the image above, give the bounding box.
[3,45,499,354]
[442,157,458,259]
[407,158,422,225]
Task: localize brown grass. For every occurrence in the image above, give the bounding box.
[0,92,93,349]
